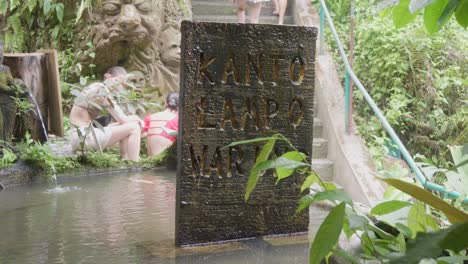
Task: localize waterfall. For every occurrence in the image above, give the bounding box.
[26,89,57,187]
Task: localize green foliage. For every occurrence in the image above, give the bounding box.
[382,0,468,33]
[82,151,121,168]
[0,148,17,168]
[383,178,468,223]
[233,134,468,263]
[309,202,346,264]
[324,0,467,194]
[17,133,56,175]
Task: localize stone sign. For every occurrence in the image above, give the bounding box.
[177,21,317,246]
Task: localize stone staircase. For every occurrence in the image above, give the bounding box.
[191,0,335,182]
[192,0,294,24]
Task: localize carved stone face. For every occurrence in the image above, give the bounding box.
[98,0,163,48]
[160,27,181,69]
[128,70,146,90]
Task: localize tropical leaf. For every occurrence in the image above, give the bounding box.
[226,135,282,148]
[393,0,421,28]
[295,190,352,216]
[371,200,413,216]
[300,172,320,192]
[423,0,450,34]
[244,134,279,201]
[309,202,346,264]
[382,178,468,223]
[275,151,307,183]
[454,0,468,27]
[389,221,468,264]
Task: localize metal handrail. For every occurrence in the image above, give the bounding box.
[318,0,468,203]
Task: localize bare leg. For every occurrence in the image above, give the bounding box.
[278,0,287,25]
[272,0,279,14]
[237,0,247,23]
[147,136,174,157]
[120,138,129,160]
[106,122,141,161]
[249,2,262,24]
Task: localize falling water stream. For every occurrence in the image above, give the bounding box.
[26,89,58,187]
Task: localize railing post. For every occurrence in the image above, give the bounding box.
[319,4,324,55]
[345,72,350,131]
[348,0,355,134]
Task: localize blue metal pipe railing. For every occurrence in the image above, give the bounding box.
[318,1,468,203]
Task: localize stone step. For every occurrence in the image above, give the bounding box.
[312,138,328,159]
[313,117,323,138]
[311,158,334,182]
[193,15,294,25]
[192,1,277,16]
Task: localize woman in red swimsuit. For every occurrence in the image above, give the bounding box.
[143,92,179,157]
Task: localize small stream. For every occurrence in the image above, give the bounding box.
[0,169,308,264]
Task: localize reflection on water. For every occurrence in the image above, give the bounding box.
[0,169,308,264]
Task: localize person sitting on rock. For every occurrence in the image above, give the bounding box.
[69,66,143,161]
[143,92,179,157]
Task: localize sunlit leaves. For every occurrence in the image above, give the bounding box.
[424,0,451,33]
[310,203,346,264]
[295,190,351,216]
[454,0,468,27]
[244,134,280,202]
[371,200,413,215]
[382,178,468,223]
[389,221,468,264]
[393,0,421,28]
[387,0,467,32]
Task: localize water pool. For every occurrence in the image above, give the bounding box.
[0,169,308,264]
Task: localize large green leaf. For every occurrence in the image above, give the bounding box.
[438,0,459,25]
[389,221,468,264]
[371,200,413,216]
[454,0,468,27]
[382,178,468,223]
[244,135,279,201]
[393,0,421,28]
[408,202,439,238]
[275,151,307,183]
[309,202,346,264]
[225,135,282,148]
[424,0,450,33]
[295,190,351,215]
[300,172,320,192]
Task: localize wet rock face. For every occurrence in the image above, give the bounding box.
[177,21,317,246]
[78,0,189,103]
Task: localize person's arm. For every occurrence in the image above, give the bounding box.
[106,101,143,126]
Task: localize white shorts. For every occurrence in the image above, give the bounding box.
[69,126,112,152]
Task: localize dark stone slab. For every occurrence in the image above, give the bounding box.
[177,21,317,246]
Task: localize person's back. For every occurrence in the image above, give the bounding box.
[144,92,179,157]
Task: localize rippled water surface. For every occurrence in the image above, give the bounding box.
[0,170,308,264]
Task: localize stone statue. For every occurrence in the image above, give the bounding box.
[159,24,181,93]
[0,40,19,144]
[78,0,189,104]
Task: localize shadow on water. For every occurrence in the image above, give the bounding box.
[0,169,309,264]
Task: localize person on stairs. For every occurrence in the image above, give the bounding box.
[233,0,270,24]
[272,0,288,25]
